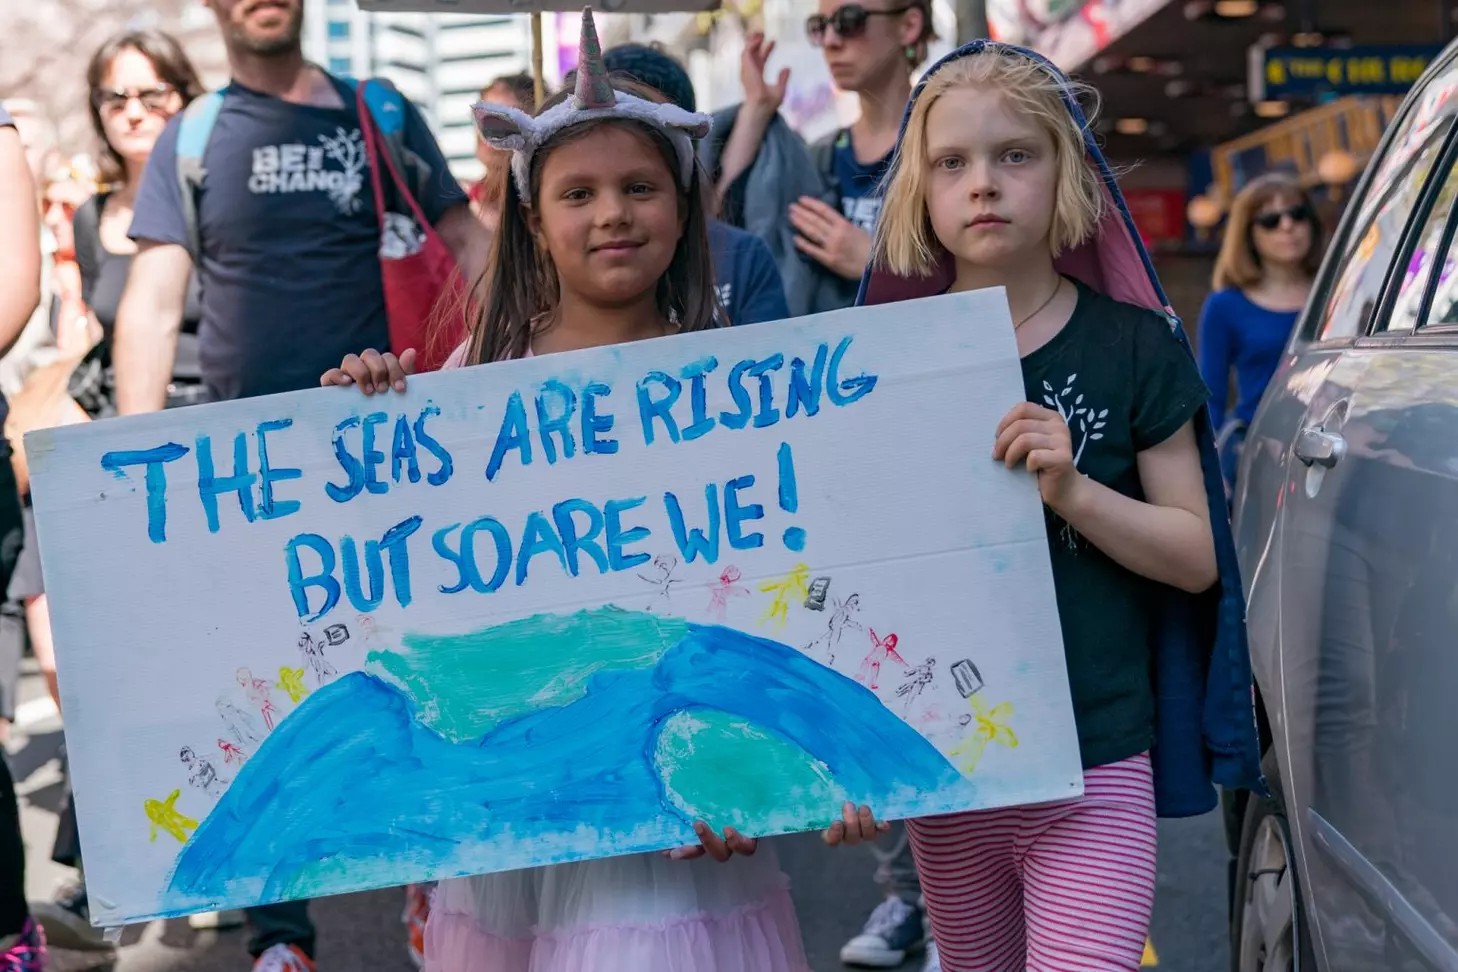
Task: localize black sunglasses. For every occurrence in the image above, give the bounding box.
[93,83,177,115]
[806,4,913,44]
[1253,204,1313,231]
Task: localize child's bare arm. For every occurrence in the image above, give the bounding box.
[1053,420,1216,594]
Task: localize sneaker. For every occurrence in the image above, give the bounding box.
[253,944,316,972]
[187,909,246,930]
[0,918,46,971]
[840,895,926,967]
[402,883,431,969]
[921,939,942,972]
[30,882,112,952]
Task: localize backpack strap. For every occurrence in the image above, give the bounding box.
[176,89,227,261]
[344,76,430,203]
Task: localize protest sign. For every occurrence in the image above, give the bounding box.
[28,290,1081,927]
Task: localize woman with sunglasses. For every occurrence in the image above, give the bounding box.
[1197,173,1325,497]
[22,28,210,956]
[712,0,934,310]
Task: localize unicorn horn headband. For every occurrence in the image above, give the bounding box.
[472,7,711,196]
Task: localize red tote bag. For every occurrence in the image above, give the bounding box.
[357,84,469,372]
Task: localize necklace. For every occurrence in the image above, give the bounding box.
[1015,279,1063,330]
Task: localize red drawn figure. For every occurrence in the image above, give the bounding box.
[706,566,751,620]
[236,667,280,732]
[217,739,248,766]
[856,629,906,691]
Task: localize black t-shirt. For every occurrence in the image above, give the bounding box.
[130,78,465,401]
[73,193,203,377]
[1021,281,1210,768]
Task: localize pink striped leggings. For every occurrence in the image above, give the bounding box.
[906,752,1157,972]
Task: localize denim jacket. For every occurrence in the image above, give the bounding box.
[856,40,1266,816]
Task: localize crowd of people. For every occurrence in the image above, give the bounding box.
[0,0,1309,968]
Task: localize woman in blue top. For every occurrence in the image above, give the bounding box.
[1197,173,1323,495]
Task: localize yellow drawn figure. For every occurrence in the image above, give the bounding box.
[277,666,309,705]
[950,695,1019,775]
[145,789,199,844]
[758,563,810,629]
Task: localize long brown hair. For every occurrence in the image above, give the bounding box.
[464,76,721,365]
[87,29,204,188]
[1212,173,1324,291]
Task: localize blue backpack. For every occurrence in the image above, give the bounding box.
[174,75,415,259]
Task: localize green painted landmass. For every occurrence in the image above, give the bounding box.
[655,709,848,832]
[365,607,690,742]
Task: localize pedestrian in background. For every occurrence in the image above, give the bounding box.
[24,27,213,957]
[469,73,538,232]
[0,98,49,972]
[702,0,935,319]
[1198,173,1323,498]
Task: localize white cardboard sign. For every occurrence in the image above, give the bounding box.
[27,291,1081,926]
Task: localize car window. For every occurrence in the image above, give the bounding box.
[1384,153,1458,331]
[1422,223,1458,325]
[1316,124,1453,342]
[1306,53,1458,343]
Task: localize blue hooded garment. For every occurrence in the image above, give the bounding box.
[857,41,1266,816]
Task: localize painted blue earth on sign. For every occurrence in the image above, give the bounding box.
[166,606,976,905]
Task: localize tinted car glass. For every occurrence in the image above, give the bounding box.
[1318,124,1452,341]
[1385,154,1458,331]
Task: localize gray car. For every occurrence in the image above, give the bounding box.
[1227,38,1458,972]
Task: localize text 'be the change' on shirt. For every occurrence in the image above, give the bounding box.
[130,77,466,402]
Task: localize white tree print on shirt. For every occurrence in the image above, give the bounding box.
[1041,373,1107,468]
[317,127,367,215]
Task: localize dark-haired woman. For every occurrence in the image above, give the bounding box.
[23,29,211,955]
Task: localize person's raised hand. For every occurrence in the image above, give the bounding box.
[741,32,790,117]
[320,348,417,395]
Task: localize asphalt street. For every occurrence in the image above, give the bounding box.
[9,661,1231,971]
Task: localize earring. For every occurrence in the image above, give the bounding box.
[905,44,917,63]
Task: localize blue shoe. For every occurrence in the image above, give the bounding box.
[840,895,925,968]
[0,918,46,971]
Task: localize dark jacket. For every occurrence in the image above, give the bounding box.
[857,40,1266,817]
[700,106,860,317]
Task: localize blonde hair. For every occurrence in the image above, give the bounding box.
[874,47,1104,277]
[1212,173,1323,291]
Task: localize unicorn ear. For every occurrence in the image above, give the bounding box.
[473,102,534,151]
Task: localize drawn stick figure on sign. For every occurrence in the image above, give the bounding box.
[217,739,248,767]
[236,667,280,732]
[179,746,229,798]
[638,554,682,612]
[856,628,906,691]
[805,593,862,665]
[298,631,340,689]
[759,563,810,630]
[144,789,198,844]
[895,657,937,715]
[706,566,751,621]
[216,696,263,750]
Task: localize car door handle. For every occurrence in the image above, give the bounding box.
[1294,427,1347,468]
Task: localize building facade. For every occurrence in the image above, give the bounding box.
[304,0,536,182]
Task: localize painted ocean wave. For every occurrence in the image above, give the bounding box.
[165,607,970,909]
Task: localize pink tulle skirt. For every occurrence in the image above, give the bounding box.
[423,844,809,972]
